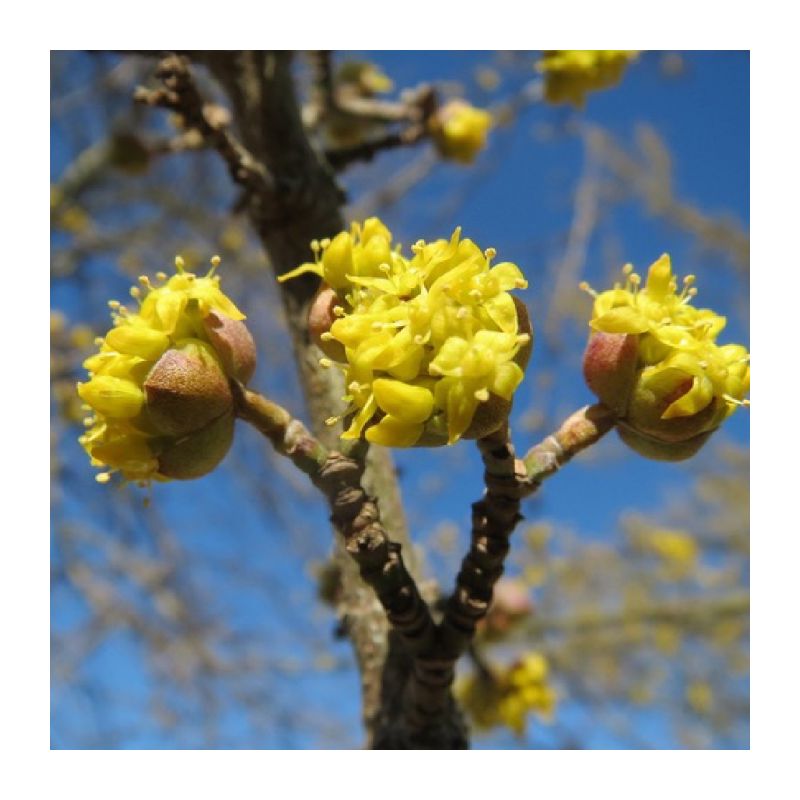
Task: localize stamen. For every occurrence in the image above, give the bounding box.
[155,271,167,282]
[319,358,333,368]
[475,388,490,402]
[332,306,346,317]
[456,307,470,320]
[95,472,111,484]
[138,275,152,289]
[723,395,750,408]
[319,238,331,249]
[208,255,221,276]
[578,280,597,297]
[325,416,340,427]
[320,332,335,341]
[310,239,320,253]
[107,300,120,309]
[175,255,185,273]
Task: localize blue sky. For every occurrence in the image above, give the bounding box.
[51,51,749,749]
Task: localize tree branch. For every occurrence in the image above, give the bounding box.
[410,405,616,734]
[232,384,437,660]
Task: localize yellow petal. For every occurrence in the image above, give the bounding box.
[365,415,423,447]
[105,325,169,360]
[445,381,479,444]
[77,376,144,418]
[491,362,524,401]
[590,307,650,334]
[372,379,434,424]
[321,232,354,289]
[483,292,518,334]
[645,254,673,298]
[662,375,714,419]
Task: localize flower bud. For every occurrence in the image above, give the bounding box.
[429,100,492,164]
[582,332,638,416]
[581,256,749,461]
[77,256,255,485]
[157,411,235,479]
[143,339,233,437]
[201,309,257,383]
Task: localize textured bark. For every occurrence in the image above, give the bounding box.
[195,52,459,747]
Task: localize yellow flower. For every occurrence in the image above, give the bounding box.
[456,652,556,736]
[537,50,639,107]
[582,255,749,460]
[77,256,255,485]
[429,100,492,164]
[279,219,532,447]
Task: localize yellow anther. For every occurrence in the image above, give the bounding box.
[95,472,111,484]
[475,388,490,402]
[175,256,185,272]
[319,358,333,368]
[320,238,331,249]
[320,332,334,341]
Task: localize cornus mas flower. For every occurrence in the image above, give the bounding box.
[536,50,638,107]
[428,100,492,164]
[77,257,256,485]
[582,255,749,461]
[457,653,556,735]
[279,218,532,447]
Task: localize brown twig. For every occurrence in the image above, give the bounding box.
[232,383,437,659]
[134,54,273,200]
[411,405,617,733]
[325,124,429,170]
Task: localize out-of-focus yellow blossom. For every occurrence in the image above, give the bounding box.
[77,257,256,485]
[582,255,749,460]
[279,218,532,447]
[686,681,714,715]
[647,528,699,573]
[429,100,493,164]
[457,653,556,736]
[537,50,639,107]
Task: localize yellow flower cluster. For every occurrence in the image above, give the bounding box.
[457,653,556,736]
[279,218,531,447]
[586,255,749,418]
[537,50,638,107]
[429,100,493,164]
[77,257,250,484]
